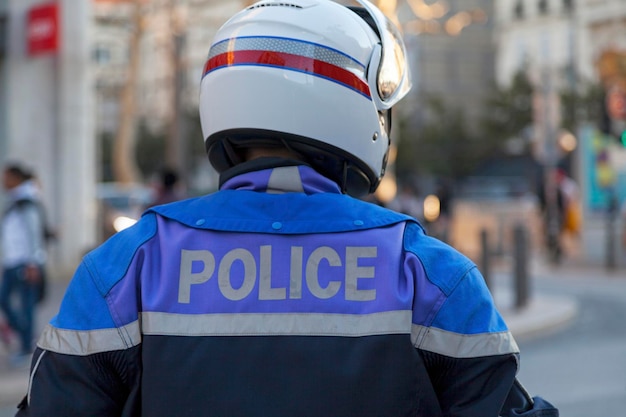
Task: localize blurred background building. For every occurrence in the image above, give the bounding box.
[1,0,625,277]
[0,0,95,277]
[494,0,626,265]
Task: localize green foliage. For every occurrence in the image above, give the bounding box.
[135,121,166,178]
[393,117,420,182]
[99,131,115,182]
[560,82,604,133]
[184,109,206,158]
[97,123,165,183]
[134,109,205,181]
[395,97,486,181]
[479,70,534,146]
[395,69,537,184]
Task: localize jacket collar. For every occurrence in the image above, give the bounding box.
[220,158,342,195]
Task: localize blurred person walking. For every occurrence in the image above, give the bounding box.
[0,163,47,367]
[431,180,453,243]
[555,168,581,257]
[148,167,186,207]
[543,168,581,263]
[555,169,580,232]
[387,184,424,222]
[16,1,556,416]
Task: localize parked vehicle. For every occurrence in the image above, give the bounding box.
[96,182,153,242]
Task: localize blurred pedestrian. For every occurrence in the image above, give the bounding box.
[387,184,424,222]
[431,180,453,243]
[148,167,186,207]
[556,168,581,235]
[542,168,581,262]
[17,1,556,416]
[0,162,47,367]
[620,198,626,254]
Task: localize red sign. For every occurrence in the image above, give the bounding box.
[27,3,59,56]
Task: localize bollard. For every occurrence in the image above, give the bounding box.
[513,224,529,309]
[480,228,491,291]
[606,194,618,271]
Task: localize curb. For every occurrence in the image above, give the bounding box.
[496,291,579,342]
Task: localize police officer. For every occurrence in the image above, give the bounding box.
[17,1,554,416]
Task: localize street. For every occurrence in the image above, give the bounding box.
[515,268,626,416]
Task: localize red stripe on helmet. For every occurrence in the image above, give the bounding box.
[203,50,371,99]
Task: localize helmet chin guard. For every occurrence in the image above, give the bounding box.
[199,0,411,196]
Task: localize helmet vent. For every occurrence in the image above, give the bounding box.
[247,2,303,10]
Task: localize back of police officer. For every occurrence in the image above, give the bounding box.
[17,1,520,416]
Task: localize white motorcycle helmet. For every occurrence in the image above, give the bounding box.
[199,0,411,196]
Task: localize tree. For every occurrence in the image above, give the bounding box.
[560,81,604,134]
[134,109,205,183]
[395,97,485,181]
[136,121,166,178]
[479,70,534,152]
[112,0,143,184]
[394,69,536,185]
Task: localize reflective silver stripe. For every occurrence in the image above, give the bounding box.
[141,311,412,337]
[36,312,415,355]
[27,350,46,405]
[411,324,520,358]
[267,166,304,193]
[37,321,142,356]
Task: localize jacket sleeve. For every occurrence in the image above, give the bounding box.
[404,222,519,416]
[421,266,519,416]
[15,212,156,416]
[420,348,518,417]
[16,346,141,417]
[15,261,142,417]
[500,379,560,417]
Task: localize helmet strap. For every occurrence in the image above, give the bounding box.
[341,160,349,195]
[223,138,243,167]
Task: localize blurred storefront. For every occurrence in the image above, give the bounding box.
[2,0,625,275]
[0,0,95,278]
[494,0,626,267]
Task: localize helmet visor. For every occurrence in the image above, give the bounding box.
[356,0,411,109]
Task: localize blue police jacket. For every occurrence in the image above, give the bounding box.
[18,160,520,417]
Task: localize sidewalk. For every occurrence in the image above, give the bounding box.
[495,253,626,341]
[0,279,68,412]
[0,258,592,413]
[494,258,580,342]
